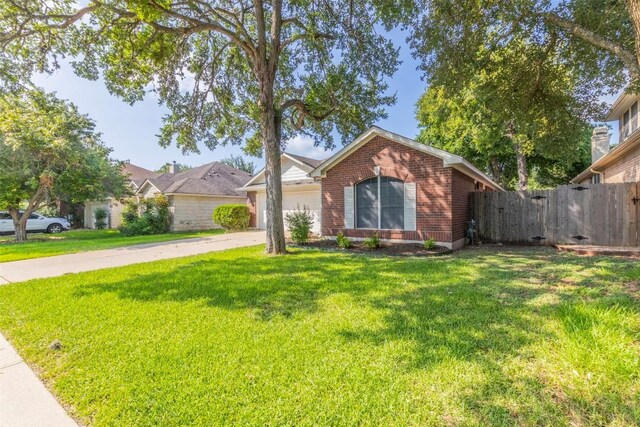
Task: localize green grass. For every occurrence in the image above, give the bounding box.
[0,229,226,262]
[0,246,639,426]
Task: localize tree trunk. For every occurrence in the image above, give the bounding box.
[506,122,528,191]
[627,0,640,66]
[258,80,286,254]
[513,142,528,191]
[8,208,27,242]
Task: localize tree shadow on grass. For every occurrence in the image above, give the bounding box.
[71,246,640,423]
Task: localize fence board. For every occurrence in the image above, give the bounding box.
[471,182,639,247]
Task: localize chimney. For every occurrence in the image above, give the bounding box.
[168,161,180,174]
[591,126,610,164]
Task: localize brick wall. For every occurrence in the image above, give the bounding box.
[320,135,454,243]
[603,144,640,183]
[451,170,476,242]
[171,195,244,231]
[246,191,257,227]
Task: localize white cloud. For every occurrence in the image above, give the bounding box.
[285,134,336,160]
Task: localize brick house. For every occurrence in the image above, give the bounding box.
[245,127,503,250]
[573,92,640,184]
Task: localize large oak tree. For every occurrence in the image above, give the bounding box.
[0,0,400,253]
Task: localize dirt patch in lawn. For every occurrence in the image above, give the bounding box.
[289,238,451,257]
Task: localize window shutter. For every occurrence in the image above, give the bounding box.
[344,186,354,229]
[404,182,416,231]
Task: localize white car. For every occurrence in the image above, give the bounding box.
[0,211,71,235]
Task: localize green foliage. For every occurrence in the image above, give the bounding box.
[119,195,171,236]
[415,40,593,190]
[363,233,381,250]
[0,246,638,425]
[336,232,351,249]
[423,238,437,250]
[220,155,257,175]
[0,1,401,154]
[156,162,190,173]
[93,207,108,230]
[407,0,633,94]
[39,204,61,218]
[213,204,250,231]
[0,88,128,239]
[285,206,314,244]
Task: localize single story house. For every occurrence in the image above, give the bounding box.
[136,161,252,231]
[242,153,324,233]
[244,127,503,249]
[84,162,159,229]
[573,92,640,184]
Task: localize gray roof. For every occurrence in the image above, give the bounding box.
[144,162,251,197]
[286,153,325,168]
[122,163,160,187]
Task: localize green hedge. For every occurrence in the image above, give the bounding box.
[213,204,250,231]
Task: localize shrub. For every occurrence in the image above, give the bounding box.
[94,207,108,230]
[285,205,314,244]
[119,195,171,236]
[213,204,250,231]
[363,233,381,249]
[423,238,437,250]
[336,232,351,249]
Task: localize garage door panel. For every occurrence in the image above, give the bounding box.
[257,190,321,233]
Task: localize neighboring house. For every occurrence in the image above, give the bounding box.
[84,162,159,229]
[136,161,252,231]
[242,153,324,233]
[573,92,640,184]
[244,127,502,249]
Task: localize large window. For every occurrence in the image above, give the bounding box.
[355,176,404,229]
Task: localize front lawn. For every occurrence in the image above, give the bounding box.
[0,229,225,262]
[0,246,638,426]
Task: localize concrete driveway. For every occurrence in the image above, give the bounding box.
[0,230,265,284]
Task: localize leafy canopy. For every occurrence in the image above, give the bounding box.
[0,0,400,153]
[0,89,128,213]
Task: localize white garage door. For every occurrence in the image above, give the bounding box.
[257,190,321,234]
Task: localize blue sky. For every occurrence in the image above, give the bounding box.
[33,28,620,172]
[33,29,422,171]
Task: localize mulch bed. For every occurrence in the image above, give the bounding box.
[289,238,451,257]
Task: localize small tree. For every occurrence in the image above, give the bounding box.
[0,89,127,242]
[94,207,108,230]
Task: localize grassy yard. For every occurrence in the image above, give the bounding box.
[0,229,225,262]
[0,246,638,426]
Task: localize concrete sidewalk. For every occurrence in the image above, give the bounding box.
[0,230,265,284]
[0,333,77,427]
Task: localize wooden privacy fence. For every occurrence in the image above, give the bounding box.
[471,183,640,246]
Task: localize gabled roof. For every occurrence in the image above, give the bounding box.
[605,90,638,121]
[242,152,325,188]
[137,161,251,197]
[309,126,504,191]
[122,163,160,188]
[285,153,325,168]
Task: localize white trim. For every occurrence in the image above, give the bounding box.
[135,179,162,196]
[309,126,503,191]
[243,153,316,188]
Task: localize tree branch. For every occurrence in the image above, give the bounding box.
[280,98,335,129]
[543,12,640,78]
